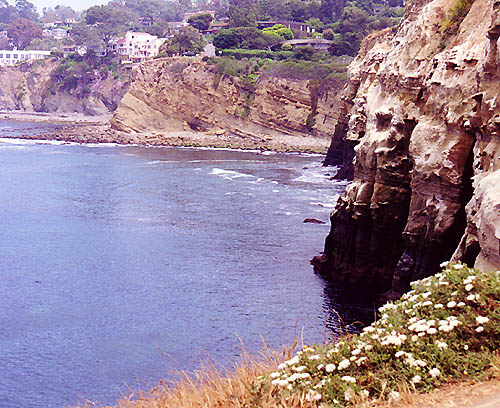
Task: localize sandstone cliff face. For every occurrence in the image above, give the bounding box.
[314,0,500,298]
[110,59,344,149]
[0,59,128,115]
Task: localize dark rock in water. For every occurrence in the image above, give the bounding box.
[303,218,325,224]
[315,0,500,301]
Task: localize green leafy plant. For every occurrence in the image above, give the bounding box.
[255,263,500,406]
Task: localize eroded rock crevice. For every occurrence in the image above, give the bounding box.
[315,0,500,299]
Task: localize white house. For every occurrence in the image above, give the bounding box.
[113,31,166,64]
[0,50,51,66]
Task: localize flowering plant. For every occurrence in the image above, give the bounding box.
[255,263,500,406]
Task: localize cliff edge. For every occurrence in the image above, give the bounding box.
[313,0,500,299]
[110,59,345,152]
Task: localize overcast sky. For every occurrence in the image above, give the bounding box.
[28,0,109,12]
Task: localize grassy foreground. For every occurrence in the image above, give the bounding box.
[79,263,499,407]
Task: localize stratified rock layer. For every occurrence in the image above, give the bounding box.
[110,59,345,151]
[0,59,128,115]
[313,0,500,298]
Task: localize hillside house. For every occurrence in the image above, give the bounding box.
[281,38,333,51]
[113,32,166,64]
[0,50,51,66]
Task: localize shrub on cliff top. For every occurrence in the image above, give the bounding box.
[255,263,500,406]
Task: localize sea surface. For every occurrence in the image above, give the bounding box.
[0,122,371,407]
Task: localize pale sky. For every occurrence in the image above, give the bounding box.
[21,0,109,12]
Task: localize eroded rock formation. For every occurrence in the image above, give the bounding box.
[313,0,500,299]
[110,59,345,151]
[0,59,128,115]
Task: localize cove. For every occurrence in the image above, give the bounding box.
[0,133,372,407]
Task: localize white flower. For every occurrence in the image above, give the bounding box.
[389,390,400,401]
[338,359,350,370]
[325,363,335,372]
[440,261,449,267]
[465,283,474,291]
[429,367,441,377]
[466,294,476,301]
[305,390,322,401]
[434,303,444,309]
[457,301,465,307]
[278,379,289,387]
[476,316,490,324]
[447,301,457,308]
[270,372,281,379]
[341,375,356,383]
[293,365,307,372]
[476,326,484,333]
[411,375,422,384]
[436,340,448,349]
[356,356,368,366]
[351,348,361,356]
[360,389,370,398]
[427,327,437,335]
[365,344,373,351]
[453,264,464,269]
[395,351,406,358]
[308,354,320,361]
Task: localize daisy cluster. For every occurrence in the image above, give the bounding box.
[259,263,499,406]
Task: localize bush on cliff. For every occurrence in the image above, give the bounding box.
[255,263,500,405]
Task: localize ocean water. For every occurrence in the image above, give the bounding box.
[0,129,371,407]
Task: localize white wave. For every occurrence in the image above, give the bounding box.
[293,166,340,184]
[0,137,73,146]
[310,202,337,209]
[84,142,120,147]
[249,177,264,184]
[209,168,254,180]
[144,160,165,165]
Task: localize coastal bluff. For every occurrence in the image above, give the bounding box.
[313,0,500,299]
[110,58,345,152]
[0,59,128,116]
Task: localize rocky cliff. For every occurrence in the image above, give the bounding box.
[313,0,500,299]
[0,59,128,115]
[110,59,345,152]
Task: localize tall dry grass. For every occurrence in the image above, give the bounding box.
[76,340,320,408]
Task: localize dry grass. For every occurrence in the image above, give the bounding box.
[76,341,321,408]
[76,353,500,408]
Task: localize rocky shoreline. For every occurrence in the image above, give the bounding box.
[1,115,331,153]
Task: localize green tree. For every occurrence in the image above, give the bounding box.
[70,21,102,54]
[322,27,334,39]
[84,4,139,53]
[262,24,294,40]
[187,13,213,31]
[7,17,42,49]
[162,26,205,56]
[228,0,257,27]
[15,0,38,21]
[294,45,315,60]
[0,3,20,26]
